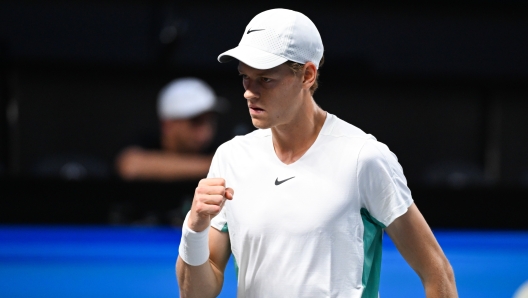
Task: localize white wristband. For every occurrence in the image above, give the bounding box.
[178,212,210,266]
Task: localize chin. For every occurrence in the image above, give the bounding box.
[251,119,271,129]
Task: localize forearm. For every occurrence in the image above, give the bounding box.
[176,203,232,298]
[386,203,458,298]
[176,257,223,298]
[176,179,233,297]
[117,151,212,180]
[138,154,212,180]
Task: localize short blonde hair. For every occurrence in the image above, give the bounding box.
[286,55,325,95]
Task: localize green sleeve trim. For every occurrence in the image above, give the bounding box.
[220,222,238,279]
[233,256,239,278]
[221,223,229,233]
[361,208,384,298]
[363,208,386,228]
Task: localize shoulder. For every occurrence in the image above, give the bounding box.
[319,114,379,157]
[320,113,400,170]
[322,113,375,141]
[356,138,403,180]
[358,139,398,165]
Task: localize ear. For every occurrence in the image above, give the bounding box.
[302,62,317,91]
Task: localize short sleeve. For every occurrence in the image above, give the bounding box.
[357,139,413,227]
[208,144,229,232]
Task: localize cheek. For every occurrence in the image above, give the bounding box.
[279,82,301,106]
[197,125,214,140]
[163,123,178,137]
[173,124,192,141]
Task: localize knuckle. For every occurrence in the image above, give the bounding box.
[213,194,224,203]
[211,205,221,214]
[195,204,206,214]
[192,196,205,208]
[195,186,206,194]
[213,178,225,186]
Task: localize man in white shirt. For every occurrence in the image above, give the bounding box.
[176,8,457,298]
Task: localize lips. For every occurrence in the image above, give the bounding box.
[249,105,264,114]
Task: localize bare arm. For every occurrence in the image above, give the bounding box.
[115,147,212,181]
[176,228,231,298]
[385,203,458,298]
[176,178,234,298]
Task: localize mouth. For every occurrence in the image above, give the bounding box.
[249,106,265,114]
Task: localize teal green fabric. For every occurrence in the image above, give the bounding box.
[219,223,238,278]
[233,256,239,278]
[361,208,385,298]
[221,223,229,233]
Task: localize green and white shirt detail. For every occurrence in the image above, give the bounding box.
[209,113,413,298]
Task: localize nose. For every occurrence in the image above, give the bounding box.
[243,79,259,101]
[244,89,258,101]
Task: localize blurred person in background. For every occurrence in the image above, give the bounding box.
[115,77,225,181]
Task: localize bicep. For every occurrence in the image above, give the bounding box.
[208,227,231,276]
[385,203,449,281]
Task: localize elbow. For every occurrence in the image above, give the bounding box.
[439,260,458,297]
[422,258,458,297]
[438,257,456,285]
[444,260,457,290]
[116,164,136,180]
[115,150,141,180]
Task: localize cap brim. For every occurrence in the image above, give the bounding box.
[218,45,288,70]
[189,97,230,118]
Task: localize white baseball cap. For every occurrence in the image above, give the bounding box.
[157,77,223,120]
[218,8,324,70]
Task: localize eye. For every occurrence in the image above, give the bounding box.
[261,77,272,83]
[239,74,248,80]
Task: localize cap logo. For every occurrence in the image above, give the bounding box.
[246,28,265,34]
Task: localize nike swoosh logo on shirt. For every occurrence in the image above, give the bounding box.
[247,29,265,34]
[275,176,295,185]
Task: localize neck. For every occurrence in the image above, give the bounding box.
[271,98,327,165]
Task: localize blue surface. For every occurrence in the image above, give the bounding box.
[380,231,528,298]
[1,226,527,297]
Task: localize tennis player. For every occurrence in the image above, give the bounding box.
[176,8,458,297]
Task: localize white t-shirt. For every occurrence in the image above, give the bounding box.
[209,113,413,298]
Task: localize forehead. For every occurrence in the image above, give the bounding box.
[237,61,288,75]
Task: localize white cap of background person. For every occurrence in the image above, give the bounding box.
[217,8,324,70]
[157,77,223,120]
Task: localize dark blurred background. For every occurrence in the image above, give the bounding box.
[0,0,527,228]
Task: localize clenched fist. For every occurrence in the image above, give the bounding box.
[188,178,234,232]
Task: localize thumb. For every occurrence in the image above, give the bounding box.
[225,188,234,200]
